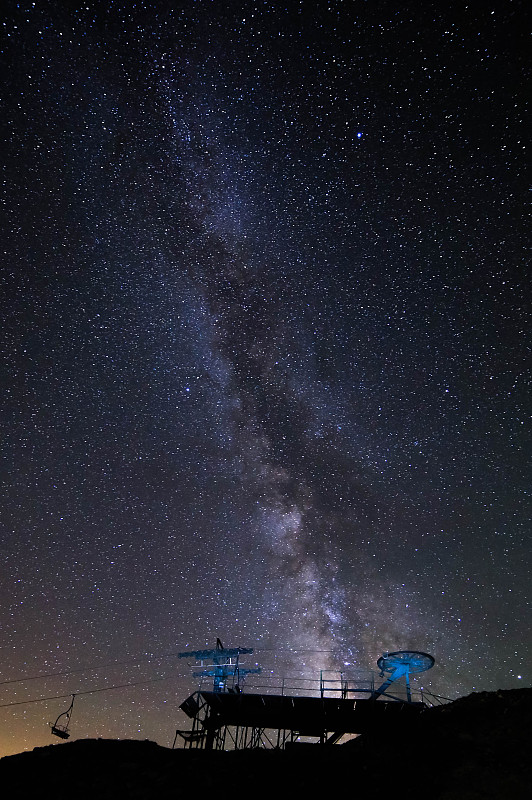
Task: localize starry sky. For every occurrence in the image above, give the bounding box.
[1,0,529,756]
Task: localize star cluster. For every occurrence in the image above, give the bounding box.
[0,0,529,756]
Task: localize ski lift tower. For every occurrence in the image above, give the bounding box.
[178,639,261,693]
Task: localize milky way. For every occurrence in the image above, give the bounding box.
[1,1,529,755]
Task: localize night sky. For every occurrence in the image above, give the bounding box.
[1,0,529,756]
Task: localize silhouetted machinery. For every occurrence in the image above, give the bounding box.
[173,647,435,750]
[50,695,76,739]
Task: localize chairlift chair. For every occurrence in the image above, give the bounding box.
[50,695,76,739]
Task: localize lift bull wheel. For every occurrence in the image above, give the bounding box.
[374,651,435,702]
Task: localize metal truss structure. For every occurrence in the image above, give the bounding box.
[173,648,436,751]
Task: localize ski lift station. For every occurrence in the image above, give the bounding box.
[173,641,439,750]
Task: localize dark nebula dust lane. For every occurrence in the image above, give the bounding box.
[1,0,529,756]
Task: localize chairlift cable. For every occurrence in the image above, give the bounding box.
[0,648,336,688]
[0,651,191,687]
[0,675,175,709]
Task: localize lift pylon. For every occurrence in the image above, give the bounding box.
[178,639,261,693]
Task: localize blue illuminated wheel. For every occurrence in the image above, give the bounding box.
[377,651,435,674]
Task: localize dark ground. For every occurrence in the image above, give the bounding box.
[1,688,530,799]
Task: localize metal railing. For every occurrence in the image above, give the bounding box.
[192,668,451,706]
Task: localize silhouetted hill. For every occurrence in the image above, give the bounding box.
[343,687,532,799]
[1,688,530,799]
